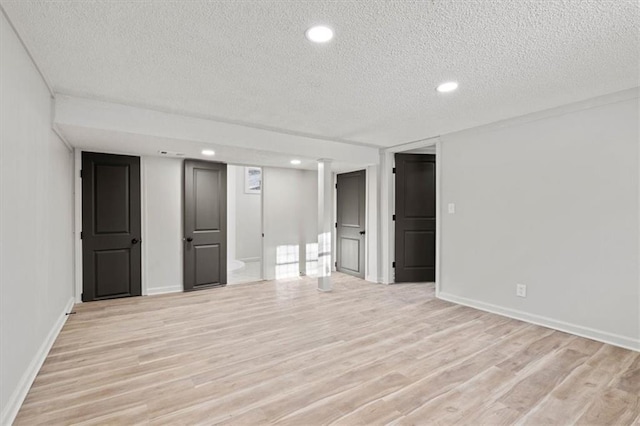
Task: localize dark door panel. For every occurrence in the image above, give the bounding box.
[82,152,141,302]
[184,160,227,291]
[336,170,366,278]
[94,249,131,298]
[194,244,221,285]
[395,154,436,282]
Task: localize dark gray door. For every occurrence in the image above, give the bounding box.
[336,170,366,278]
[394,154,436,282]
[184,160,227,291]
[82,152,141,302]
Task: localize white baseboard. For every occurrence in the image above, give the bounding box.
[146,285,183,296]
[238,257,260,263]
[1,296,75,425]
[365,274,378,284]
[438,292,639,352]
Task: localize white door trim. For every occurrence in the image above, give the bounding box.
[228,163,265,282]
[73,149,146,302]
[73,149,82,302]
[380,137,441,293]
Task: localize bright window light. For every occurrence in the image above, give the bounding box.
[306,243,319,277]
[275,245,300,279]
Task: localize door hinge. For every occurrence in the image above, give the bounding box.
[335,183,338,189]
[392,214,396,221]
[335,261,337,268]
[80,231,83,239]
[79,169,83,178]
[335,222,337,228]
[392,167,396,174]
[392,261,396,268]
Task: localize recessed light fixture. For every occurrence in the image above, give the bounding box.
[436,81,459,93]
[201,149,215,156]
[290,159,301,165]
[305,25,333,43]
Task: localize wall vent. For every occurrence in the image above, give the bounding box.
[158,150,186,157]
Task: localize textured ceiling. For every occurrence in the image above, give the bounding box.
[2,0,639,147]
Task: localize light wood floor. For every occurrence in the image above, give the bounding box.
[15,273,640,425]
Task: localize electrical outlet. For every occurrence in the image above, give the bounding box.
[516,284,527,298]
[448,203,456,214]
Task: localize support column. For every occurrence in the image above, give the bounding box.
[317,159,333,292]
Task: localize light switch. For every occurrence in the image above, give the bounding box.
[447,203,456,214]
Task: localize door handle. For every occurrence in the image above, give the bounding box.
[185,237,193,242]
[359,230,366,235]
[131,238,140,244]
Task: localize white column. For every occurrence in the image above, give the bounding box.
[317,159,333,292]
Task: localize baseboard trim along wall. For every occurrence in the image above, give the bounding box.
[146,286,183,296]
[1,296,76,425]
[438,292,640,352]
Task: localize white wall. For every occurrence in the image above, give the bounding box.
[438,95,640,350]
[263,167,318,280]
[0,12,74,424]
[140,161,310,294]
[227,164,237,264]
[233,166,261,261]
[365,165,379,282]
[144,156,183,295]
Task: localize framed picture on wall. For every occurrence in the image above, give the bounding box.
[244,167,262,194]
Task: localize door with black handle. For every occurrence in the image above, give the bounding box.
[336,170,366,278]
[183,160,227,291]
[81,152,142,302]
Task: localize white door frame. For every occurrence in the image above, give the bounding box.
[332,165,379,283]
[379,137,441,295]
[73,149,147,302]
[227,163,265,282]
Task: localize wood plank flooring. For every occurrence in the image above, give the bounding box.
[14,273,640,425]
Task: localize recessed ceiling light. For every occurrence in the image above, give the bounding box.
[290,159,301,165]
[201,149,215,156]
[436,81,459,93]
[306,26,333,43]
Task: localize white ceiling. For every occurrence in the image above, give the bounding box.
[2,0,639,147]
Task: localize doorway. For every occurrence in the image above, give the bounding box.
[394,153,436,282]
[81,152,142,301]
[336,169,366,278]
[227,165,263,285]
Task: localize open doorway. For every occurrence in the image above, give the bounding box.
[227,165,263,284]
